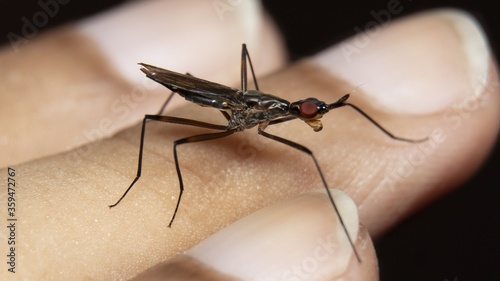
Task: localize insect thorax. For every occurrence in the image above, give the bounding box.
[227,91,291,131]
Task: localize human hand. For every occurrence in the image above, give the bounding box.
[1,2,498,280]
[131,9,499,280]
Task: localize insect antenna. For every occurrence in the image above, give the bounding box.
[329,94,427,143]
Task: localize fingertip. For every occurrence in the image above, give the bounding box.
[75,0,285,87]
[312,9,491,115]
[130,255,241,281]
[185,189,366,280]
[133,190,379,280]
[343,224,379,281]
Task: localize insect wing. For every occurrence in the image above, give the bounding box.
[139,63,244,110]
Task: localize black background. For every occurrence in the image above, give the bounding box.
[1,1,499,280]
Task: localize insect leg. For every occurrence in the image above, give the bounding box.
[109,116,151,209]
[258,128,362,262]
[157,72,195,115]
[109,115,227,211]
[241,44,260,91]
[157,91,175,115]
[169,128,237,227]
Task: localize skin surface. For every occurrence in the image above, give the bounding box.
[1,2,499,280]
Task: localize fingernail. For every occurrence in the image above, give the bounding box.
[185,189,359,280]
[312,9,490,115]
[75,1,271,87]
[131,255,241,281]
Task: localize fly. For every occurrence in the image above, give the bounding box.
[109,44,426,262]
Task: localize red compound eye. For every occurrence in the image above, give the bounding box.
[299,101,318,119]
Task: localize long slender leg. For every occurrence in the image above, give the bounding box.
[157,72,195,115]
[157,91,175,115]
[258,128,362,262]
[109,114,228,213]
[241,44,260,91]
[169,129,237,226]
